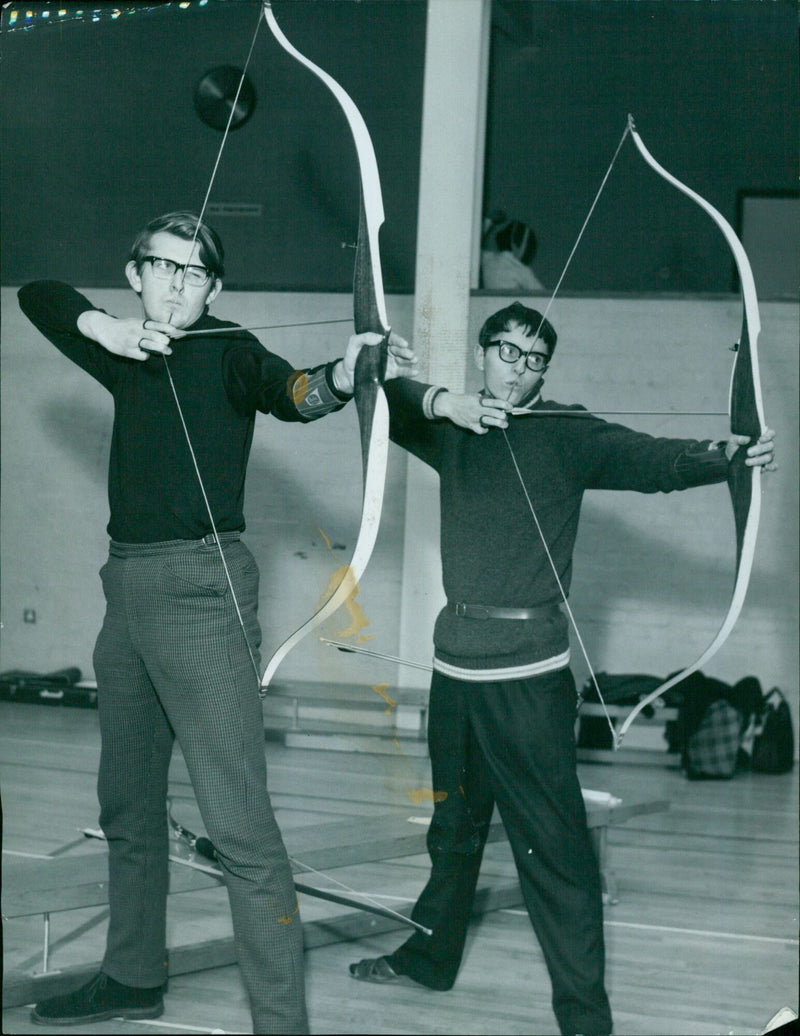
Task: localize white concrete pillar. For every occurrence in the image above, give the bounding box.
[398,0,491,685]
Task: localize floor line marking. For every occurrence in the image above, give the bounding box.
[604,918,799,945]
[135,1021,232,1033]
[501,909,798,945]
[0,736,100,748]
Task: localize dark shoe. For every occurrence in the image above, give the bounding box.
[31,971,164,1026]
[349,956,404,984]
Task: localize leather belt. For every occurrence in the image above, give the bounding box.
[447,601,559,621]
[202,531,241,546]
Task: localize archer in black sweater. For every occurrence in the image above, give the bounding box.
[19,211,417,1034]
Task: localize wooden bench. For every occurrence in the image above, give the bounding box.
[263,678,430,735]
[577,702,681,765]
[3,792,668,1007]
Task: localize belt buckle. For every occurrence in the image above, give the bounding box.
[203,533,218,546]
[454,602,467,617]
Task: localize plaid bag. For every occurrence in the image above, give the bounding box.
[683,698,742,779]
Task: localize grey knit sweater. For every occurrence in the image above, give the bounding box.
[385,378,729,680]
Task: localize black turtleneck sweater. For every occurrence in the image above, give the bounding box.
[19,280,350,543]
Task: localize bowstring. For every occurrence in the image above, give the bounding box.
[161,357,262,689]
[501,120,633,743]
[525,120,631,338]
[168,799,431,935]
[288,856,432,936]
[162,3,266,691]
[502,430,614,739]
[191,7,264,244]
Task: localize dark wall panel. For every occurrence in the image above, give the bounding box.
[1,1,796,295]
[1,0,426,290]
[484,1,798,295]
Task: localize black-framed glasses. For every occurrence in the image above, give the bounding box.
[142,255,213,287]
[489,339,549,372]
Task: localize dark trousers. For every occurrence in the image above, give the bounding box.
[388,668,612,1036]
[93,537,308,1035]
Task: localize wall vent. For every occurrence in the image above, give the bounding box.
[206,203,263,218]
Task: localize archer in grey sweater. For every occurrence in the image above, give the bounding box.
[350,301,775,1036]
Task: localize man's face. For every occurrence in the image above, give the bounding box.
[125,230,221,328]
[474,322,550,406]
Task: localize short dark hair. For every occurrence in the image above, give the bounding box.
[478,301,557,357]
[129,211,225,278]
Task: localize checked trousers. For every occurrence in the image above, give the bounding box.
[93,536,308,1035]
[388,667,613,1036]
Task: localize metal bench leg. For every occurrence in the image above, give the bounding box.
[42,911,50,972]
[590,826,619,905]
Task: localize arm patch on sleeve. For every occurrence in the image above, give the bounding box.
[289,368,345,418]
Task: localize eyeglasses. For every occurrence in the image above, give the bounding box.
[142,255,213,287]
[489,339,550,372]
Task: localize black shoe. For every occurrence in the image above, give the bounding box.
[31,971,164,1026]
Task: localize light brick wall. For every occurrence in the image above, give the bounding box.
[2,288,796,752]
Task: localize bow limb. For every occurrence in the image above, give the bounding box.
[166,805,431,935]
[262,2,389,333]
[259,397,389,689]
[615,117,766,744]
[260,2,391,690]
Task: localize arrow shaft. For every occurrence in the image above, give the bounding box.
[511,408,727,418]
[319,637,432,672]
[184,318,352,337]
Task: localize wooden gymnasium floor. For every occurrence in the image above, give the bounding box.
[1,699,797,1036]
